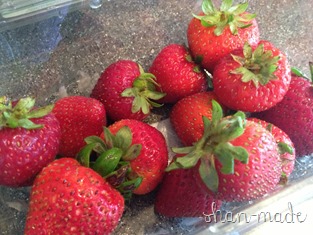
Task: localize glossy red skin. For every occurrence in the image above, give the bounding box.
[155,155,222,218]
[248,117,295,178]
[91,60,147,121]
[187,12,260,73]
[107,119,168,195]
[0,113,61,187]
[149,44,208,103]
[213,40,291,112]
[53,96,106,157]
[254,76,313,157]
[208,120,282,202]
[170,92,225,146]
[24,158,124,235]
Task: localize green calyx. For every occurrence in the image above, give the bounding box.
[194,0,256,36]
[77,126,143,200]
[167,100,249,193]
[291,62,313,82]
[121,64,165,115]
[0,96,53,129]
[231,42,280,87]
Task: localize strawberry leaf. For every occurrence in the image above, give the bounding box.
[278,142,294,155]
[123,144,142,161]
[199,157,219,192]
[194,0,255,36]
[77,142,97,167]
[93,148,123,176]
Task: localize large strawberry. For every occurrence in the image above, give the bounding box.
[248,117,295,182]
[254,64,313,157]
[78,119,168,197]
[90,60,165,122]
[24,158,124,235]
[52,95,107,157]
[213,41,291,112]
[170,91,226,146]
[0,96,61,187]
[155,155,222,218]
[187,0,259,72]
[149,44,208,103]
[167,100,282,202]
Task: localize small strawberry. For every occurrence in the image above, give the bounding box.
[254,63,313,157]
[167,100,281,202]
[170,91,226,146]
[90,60,165,122]
[52,95,107,157]
[149,44,208,103]
[187,0,259,72]
[213,41,291,112]
[0,96,61,187]
[248,117,295,182]
[24,158,124,235]
[78,119,168,197]
[155,155,222,218]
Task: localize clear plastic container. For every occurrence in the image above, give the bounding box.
[0,0,312,234]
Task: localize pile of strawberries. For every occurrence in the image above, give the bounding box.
[1,0,312,234]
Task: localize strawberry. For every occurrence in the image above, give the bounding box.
[187,0,259,72]
[52,96,107,157]
[78,119,168,197]
[170,91,225,146]
[213,40,291,112]
[149,44,208,103]
[155,155,222,218]
[167,100,281,202]
[248,117,295,182]
[24,158,124,235]
[0,96,61,187]
[254,64,313,157]
[90,60,165,122]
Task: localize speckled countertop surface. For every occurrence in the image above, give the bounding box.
[0,0,313,234]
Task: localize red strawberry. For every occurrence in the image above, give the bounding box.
[167,100,281,202]
[170,91,225,146]
[149,44,208,103]
[155,155,222,218]
[90,60,165,121]
[24,158,124,235]
[254,64,313,157]
[79,119,169,196]
[187,0,259,72]
[248,117,295,182]
[213,40,291,112]
[52,96,106,157]
[0,96,61,187]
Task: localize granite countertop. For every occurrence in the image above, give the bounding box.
[0,0,313,234]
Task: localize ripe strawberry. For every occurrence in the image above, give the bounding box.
[187,0,259,72]
[52,96,106,157]
[90,60,165,122]
[78,119,168,196]
[254,64,313,156]
[24,158,124,235]
[0,96,61,187]
[248,117,295,182]
[170,91,225,146]
[213,40,291,112]
[167,100,281,202]
[149,44,208,103]
[155,155,222,218]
